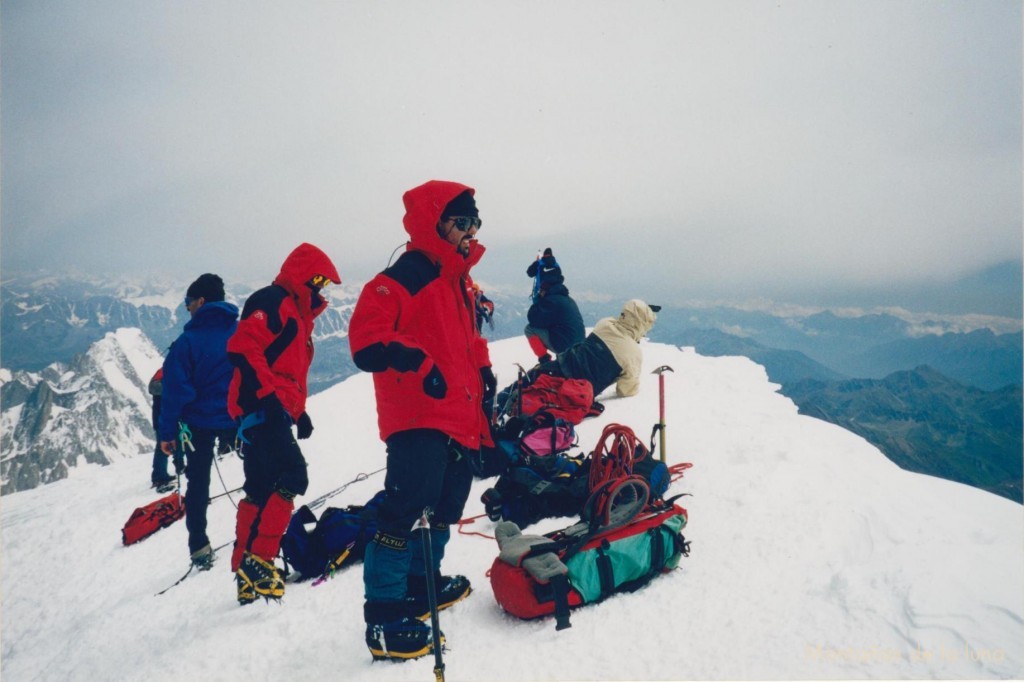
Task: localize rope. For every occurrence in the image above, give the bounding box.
[584,423,650,528]
[456,513,495,540]
[306,467,386,512]
[667,462,693,483]
[211,450,240,510]
[587,423,645,493]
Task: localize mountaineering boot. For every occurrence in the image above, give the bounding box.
[405,573,472,620]
[190,544,215,572]
[236,552,284,604]
[154,479,177,494]
[364,600,443,662]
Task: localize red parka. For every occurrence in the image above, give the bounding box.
[349,180,493,449]
[227,243,340,420]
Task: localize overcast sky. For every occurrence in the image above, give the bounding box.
[2,1,1021,309]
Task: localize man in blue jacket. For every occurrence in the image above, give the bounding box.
[159,273,239,570]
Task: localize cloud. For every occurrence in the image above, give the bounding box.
[2,1,1020,309]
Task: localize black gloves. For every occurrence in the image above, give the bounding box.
[296,412,314,439]
[386,342,427,373]
[260,393,287,421]
[172,451,185,475]
[481,366,497,408]
[423,364,448,399]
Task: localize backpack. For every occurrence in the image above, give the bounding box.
[490,502,689,630]
[471,411,579,480]
[518,375,594,425]
[481,420,679,530]
[519,411,578,458]
[121,492,185,546]
[281,490,385,581]
[482,452,590,529]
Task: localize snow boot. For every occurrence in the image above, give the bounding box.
[154,479,177,494]
[236,552,284,605]
[364,600,443,662]
[405,573,471,620]
[190,544,215,572]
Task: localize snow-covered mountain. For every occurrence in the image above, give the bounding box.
[0,328,163,494]
[2,337,1020,680]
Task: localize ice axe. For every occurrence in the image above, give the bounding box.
[652,366,674,462]
[414,507,445,682]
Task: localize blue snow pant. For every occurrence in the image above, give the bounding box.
[363,429,474,604]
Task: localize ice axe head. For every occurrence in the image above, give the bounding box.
[652,365,674,375]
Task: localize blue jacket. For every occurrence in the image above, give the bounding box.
[159,301,240,441]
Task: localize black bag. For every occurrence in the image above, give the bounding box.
[281,490,385,581]
[482,452,590,529]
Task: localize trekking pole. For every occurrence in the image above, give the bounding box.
[490,372,499,427]
[413,507,445,682]
[651,366,674,462]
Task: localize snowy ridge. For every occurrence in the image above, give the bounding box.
[0,329,163,493]
[1,337,1021,680]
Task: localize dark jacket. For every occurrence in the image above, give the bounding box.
[556,334,623,398]
[158,301,239,441]
[526,283,585,353]
[227,243,340,420]
[349,180,493,450]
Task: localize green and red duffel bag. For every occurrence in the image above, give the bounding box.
[489,502,689,630]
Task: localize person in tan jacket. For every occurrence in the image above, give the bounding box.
[586,299,659,397]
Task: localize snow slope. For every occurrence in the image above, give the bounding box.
[2,336,1021,681]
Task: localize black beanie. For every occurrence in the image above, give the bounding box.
[186,273,225,302]
[441,190,478,219]
[543,247,553,257]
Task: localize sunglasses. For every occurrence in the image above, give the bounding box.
[309,274,333,288]
[447,216,482,232]
[183,296,197,308]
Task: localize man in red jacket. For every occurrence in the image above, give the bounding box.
[226,243,340,605]
[349,180,496,661]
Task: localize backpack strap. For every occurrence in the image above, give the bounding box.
[550,574,572,631]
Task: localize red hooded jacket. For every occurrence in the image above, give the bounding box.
[227,243,340,420]
[349,180,493,449]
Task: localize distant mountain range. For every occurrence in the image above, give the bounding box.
[649,313,1022,503]
[649,304,1022,390]
[782,367,1022,502]
[1,273,358,395]
[2,273,1020,502]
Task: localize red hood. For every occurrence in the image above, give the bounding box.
[273,242,341,319]
[401,180,485,273]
